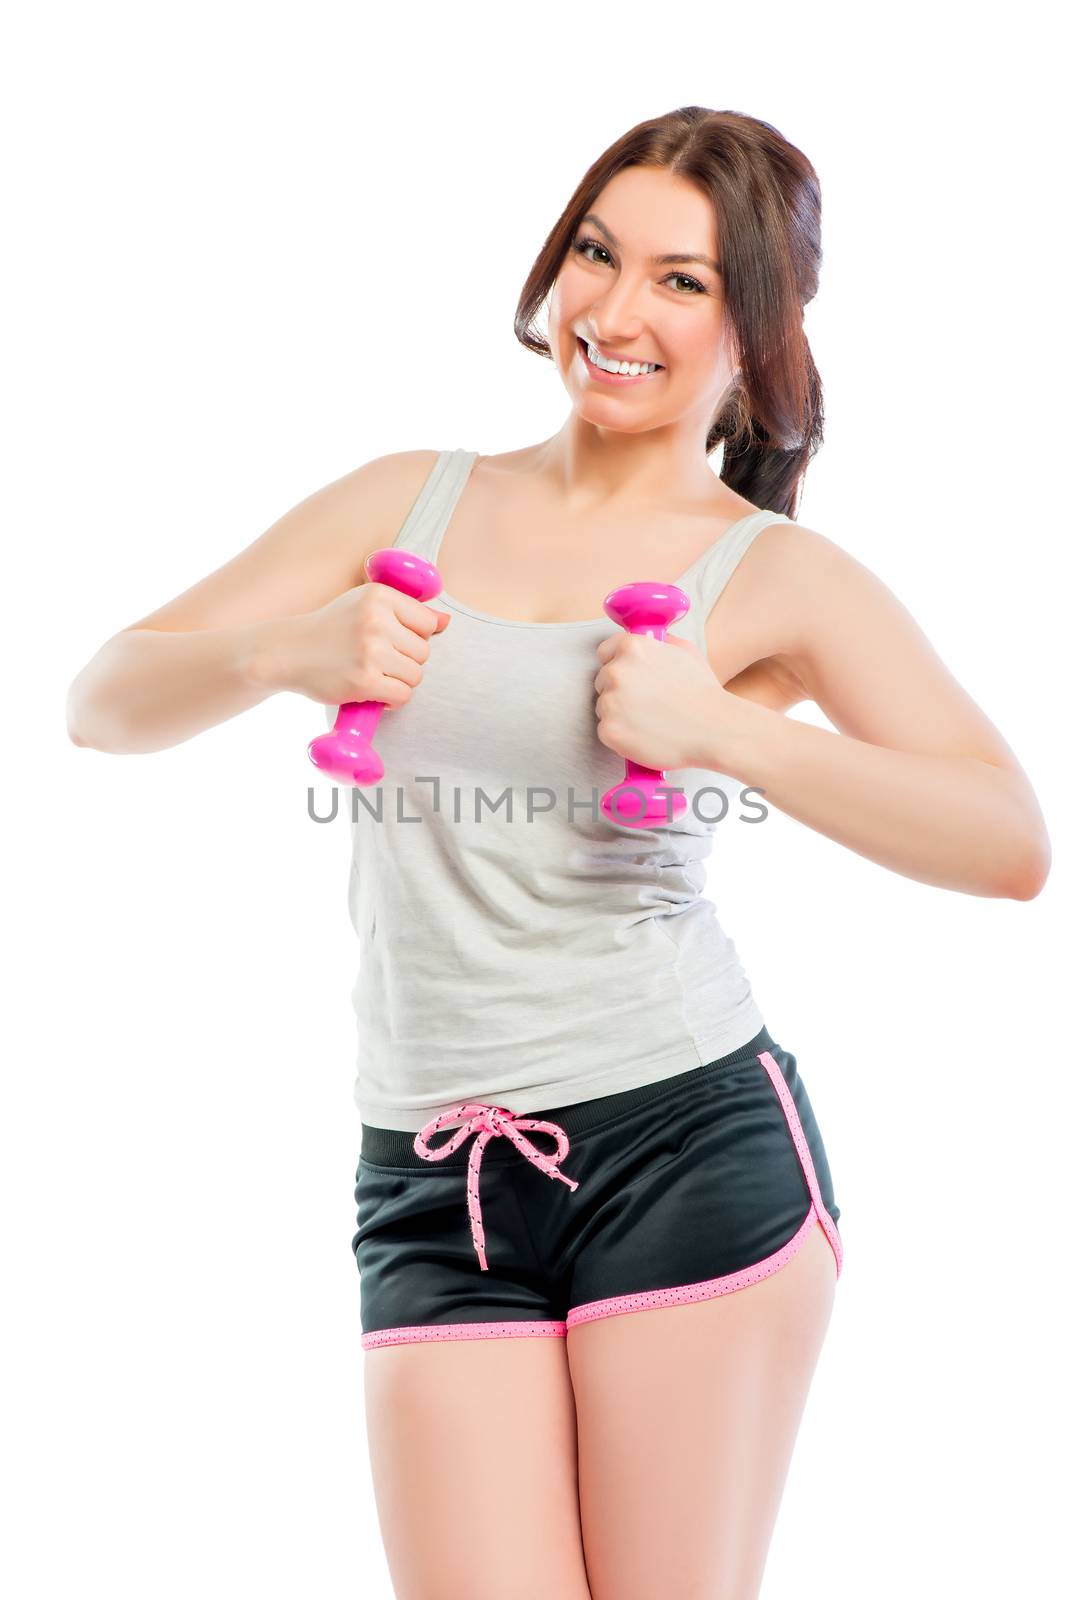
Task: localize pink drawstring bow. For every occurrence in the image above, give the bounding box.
[413,1102,580,1271]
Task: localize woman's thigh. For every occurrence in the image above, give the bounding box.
[363,1334,593,1600]
[566,1219,838,1600]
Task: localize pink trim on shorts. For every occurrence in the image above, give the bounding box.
[362,1318,567,1351]
[756,1049,844,1277]
[567,1048,843,1328]
[566,1203,830,1328]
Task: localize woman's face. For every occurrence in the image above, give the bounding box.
[548,165,737,435]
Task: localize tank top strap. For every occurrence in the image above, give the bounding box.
[392,448,478,561]
[686,509,794,622]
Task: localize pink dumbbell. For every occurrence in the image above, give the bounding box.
[307,548,442,785]
[600,582,691,829]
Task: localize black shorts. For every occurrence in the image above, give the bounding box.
[352,1026,843,1349]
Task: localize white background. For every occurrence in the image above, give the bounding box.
[5,2,1065,1595]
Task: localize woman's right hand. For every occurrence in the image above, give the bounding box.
[264,583,451,708]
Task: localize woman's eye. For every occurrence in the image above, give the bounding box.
[571,238,706,294]
[664,272,704,294]
[574,238,612,266]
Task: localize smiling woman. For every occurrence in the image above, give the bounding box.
[516,112,822,511]
[65,99,1050,1600]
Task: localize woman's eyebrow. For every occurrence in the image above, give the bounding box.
[579,212,721,274]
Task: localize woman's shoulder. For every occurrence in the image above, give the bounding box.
[746,514,862,629]
[346,448,453,532]
[750,514,859,585]
[360,447,447,495]
[703,512,854,689]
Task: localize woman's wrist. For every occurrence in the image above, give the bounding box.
[244,616,299,694]
[690,686,781,786]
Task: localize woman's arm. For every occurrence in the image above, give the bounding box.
[707,528,1051,901]
[66,450,439,753]
[66,623,287,754]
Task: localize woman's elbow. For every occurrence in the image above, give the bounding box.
[66,679,126,753]
[66,681,91,746]
[1006,830,1052,900]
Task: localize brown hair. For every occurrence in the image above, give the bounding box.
[514,106,824,520]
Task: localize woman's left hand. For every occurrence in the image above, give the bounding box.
[593,631,732,772]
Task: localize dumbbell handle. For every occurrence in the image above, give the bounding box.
[599,582,691,829]
[306,548,442,785]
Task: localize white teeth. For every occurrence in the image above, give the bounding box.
[586,340,660,376]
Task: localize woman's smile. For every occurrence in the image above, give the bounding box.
[577,335,666,386]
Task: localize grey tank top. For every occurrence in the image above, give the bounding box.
[325,448,793,1132]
